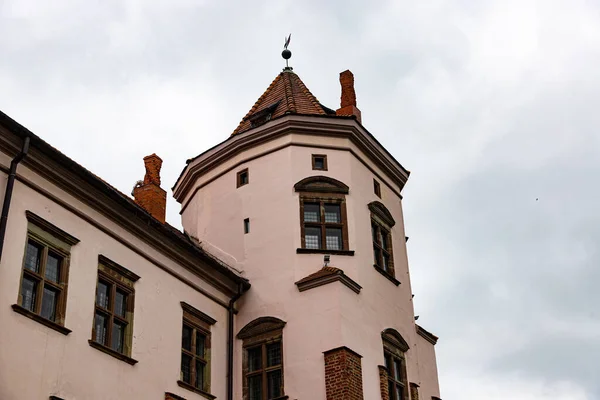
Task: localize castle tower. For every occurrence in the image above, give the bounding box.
[174,61,440,400]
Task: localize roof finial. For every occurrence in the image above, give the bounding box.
[282,33,292,70]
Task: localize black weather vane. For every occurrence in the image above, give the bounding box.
[282,33,292,69]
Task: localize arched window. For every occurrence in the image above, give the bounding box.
[294,176,352,255]
[382,328,409,400]
[237,317,286,400]
[369,201,399,284]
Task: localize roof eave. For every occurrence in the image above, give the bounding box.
[174,114,410,204]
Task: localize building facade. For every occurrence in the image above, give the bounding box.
[0,63,440,400]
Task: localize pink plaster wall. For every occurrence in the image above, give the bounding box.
[0,158,230,400]
[416,333,442,399]
[181,124,440,399]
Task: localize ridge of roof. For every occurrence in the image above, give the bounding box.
[0,109,249,289]
[232,70,329,136]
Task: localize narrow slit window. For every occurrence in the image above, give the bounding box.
[244,218,250,234]
[237,169,249,188]
[374,179,381,198]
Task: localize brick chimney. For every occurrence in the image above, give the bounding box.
[336,70,362,123]
[133,154,166,223]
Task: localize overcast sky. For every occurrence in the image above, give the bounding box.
[2,1,599,399]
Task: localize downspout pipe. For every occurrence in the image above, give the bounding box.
[227,283,244,400]
[0,136,30,262]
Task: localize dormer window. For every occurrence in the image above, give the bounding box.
[312,154,328,171]
[247,101,281,129]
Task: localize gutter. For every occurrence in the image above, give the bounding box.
[0,136,30,262]
[227,283,245,400]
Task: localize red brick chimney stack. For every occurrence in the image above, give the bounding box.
[336,70,362,123]
[133,153,167,223]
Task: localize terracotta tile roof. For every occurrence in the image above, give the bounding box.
[295,266,343,284]
[295,266,362,294]
[232,69,334,135]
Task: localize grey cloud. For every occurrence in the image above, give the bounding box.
[1,0,599,398]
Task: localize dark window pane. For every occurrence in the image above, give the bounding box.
[244,218,250,234]
[181,353,192,383]
[325,228,342,250]
[96,280,110,309]
[247,346,262,372]
[324,204,341,223]
[41,285,58,321]
[196,360,205,389]
[374,247,381,267]
[240,172,248,185]
[45,252,62,283]
[24,240,42,273]
[381,230,389,249]
[305,227,321,249]
[248,375,262,400]
[267,369,282,399]
[314,157,324,169]
[396,385,404,400]
[388,381,395,400]
[383,254,390,272]
[21,276,38,312]
[372,223,378,243]
[115,289,127,318]
[385,353,392,371]
[394,359,402,381]
[303,203,320,223]
[111,321,126,353]
[196,332,206,358]
[182,325,192,351]
[267,342,282,367]
[94,312,108,345]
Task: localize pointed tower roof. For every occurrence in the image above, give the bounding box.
[232,69,335,135]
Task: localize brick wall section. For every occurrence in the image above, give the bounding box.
[410,383,420,400]
[339,70,356,108]
[336,70,362,123]
[143,154,162,185]
[323,346,364,400]
[165,392,186,400]
[133,153,167,223]
[378,365,390,400]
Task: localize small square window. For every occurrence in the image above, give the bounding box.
[312,154,328,171]
[244,218,250,234]
[237,169,249,188]
[374,179,381,198]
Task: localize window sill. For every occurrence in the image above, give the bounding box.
[297,248,355,256]
[177,380,216,400]
[373,265,401,286]
[88,340,138,365]
[11,304,71,335]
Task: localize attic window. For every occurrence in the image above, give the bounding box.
[249,113,272,128]
[247,101,281,129]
